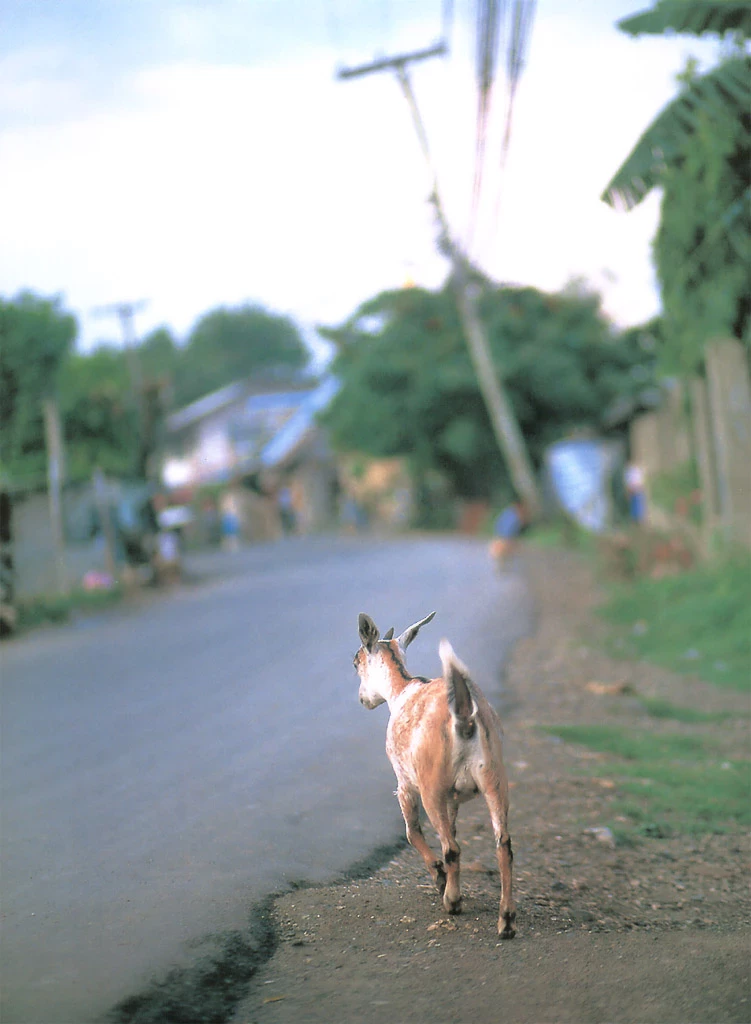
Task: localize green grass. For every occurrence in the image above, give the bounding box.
[17,585,124,631]
[527,517,600,553]
[543,723,751,835]
[599,555,751,692]
[543,724,712,761]
[637,696,734,724]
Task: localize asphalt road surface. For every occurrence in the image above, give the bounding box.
[1,535,532,1023]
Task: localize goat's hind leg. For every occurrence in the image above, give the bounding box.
[482,780,516,939]
[422,796,462,915]
[396,786,446,896]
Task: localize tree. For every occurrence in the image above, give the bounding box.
[139,326,180,388]
[59,346,140,481]
[174,304,310,406]
[0,292,77,488]
[602,1,751,372]
[320,283,653,501]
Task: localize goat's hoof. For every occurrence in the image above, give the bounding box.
[432,863,447,896]
[444,896,462,915]
[498,910,516,939]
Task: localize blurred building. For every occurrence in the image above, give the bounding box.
[161,376,341,537]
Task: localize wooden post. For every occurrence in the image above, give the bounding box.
[92,469,118,580]
[689,377,718,557]
[705,339,751,550]
[42,398,68,596]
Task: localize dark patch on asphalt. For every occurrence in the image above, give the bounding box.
[105,897,277,1024]
[105,841,408,1024]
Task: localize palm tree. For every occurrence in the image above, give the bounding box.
[602,0,751,366]
[602,0,750,211]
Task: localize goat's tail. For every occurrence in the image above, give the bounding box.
[439,639,478,740]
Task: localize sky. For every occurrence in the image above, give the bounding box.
[0,0,719,362]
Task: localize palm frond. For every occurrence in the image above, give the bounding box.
[619,0,751,39]
[601,56,751,208]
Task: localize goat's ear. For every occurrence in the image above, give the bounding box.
[396,611,436,650]
[383,627,394,640]
[358,613,380,652]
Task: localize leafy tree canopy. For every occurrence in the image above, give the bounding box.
[174,304,309,406]
[0,292,77,487]
[618,0,751,39]
[59,346,139,482]
[320,283,654,500]
[2,297,312,487]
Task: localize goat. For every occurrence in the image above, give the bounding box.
[354,611,516,939]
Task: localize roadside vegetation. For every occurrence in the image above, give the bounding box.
[538,527,750,841]
[542,722,749,838]
[599,554,751,693]
[16,584,124,632]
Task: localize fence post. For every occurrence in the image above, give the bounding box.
[705,339,751,550]
[689,378,718,558]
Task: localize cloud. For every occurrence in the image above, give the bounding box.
[0,3,721,349]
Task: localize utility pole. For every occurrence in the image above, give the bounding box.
[338,46,542,516]
[42,397,68,596]
[92,299,150,477]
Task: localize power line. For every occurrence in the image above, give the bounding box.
[468,0,505,252]
[441,0,456,45]
[480,0,536,264]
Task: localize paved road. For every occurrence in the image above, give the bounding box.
[0,535,531,1023]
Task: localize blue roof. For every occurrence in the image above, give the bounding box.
[166,381,248,432]
[260,377,339,468]
[245,391,312,415]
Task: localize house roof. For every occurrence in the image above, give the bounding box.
[165,375,313,433]
[260,377,339,469]
[165,381,249,433]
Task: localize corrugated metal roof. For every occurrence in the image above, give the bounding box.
[260,377,340,468]
[166,382,248,433]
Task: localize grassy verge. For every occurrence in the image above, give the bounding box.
[636,696,733,724]
[598,555,751,692]
[17,585,124,632]
[540,537,750,840]
[542,723,750,837]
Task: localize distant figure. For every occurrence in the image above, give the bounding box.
[624,460,647,525]
[220,491,241,552]
[342,495,367,534]
[278,485,296,536]
[489,500,529,570]
[156,529,182,584]
[200,498,221,547]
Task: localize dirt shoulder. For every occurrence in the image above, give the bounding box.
[232,547,751,1024]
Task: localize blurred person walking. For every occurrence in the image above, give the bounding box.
[489,499,529,571]
[220,490,241,552]
[624,460,647,525]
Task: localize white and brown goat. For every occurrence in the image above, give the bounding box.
[354,612,516,939]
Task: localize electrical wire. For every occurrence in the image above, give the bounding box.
[467,0,505,253]
[480,0,536,265]
[441,0,455,47]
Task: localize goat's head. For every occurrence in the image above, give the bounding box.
[354,611,436,708]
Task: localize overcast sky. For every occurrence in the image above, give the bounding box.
[0,1,718,359]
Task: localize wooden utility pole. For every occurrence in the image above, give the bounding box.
[42,398,68,596]
[92,299,150,477]
[337,48,541,514]
[92,468,118,580]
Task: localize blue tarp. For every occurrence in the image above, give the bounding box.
[545,438,621,533]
